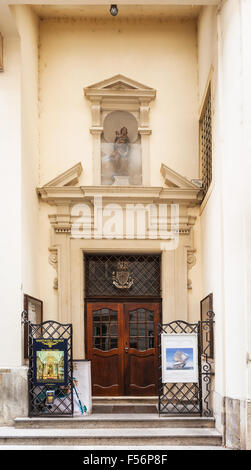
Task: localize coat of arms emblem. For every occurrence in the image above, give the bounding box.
[112,260,133,289]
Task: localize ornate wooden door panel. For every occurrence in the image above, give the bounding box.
[86,302,160,396]
[125,303,160,396]
[86,303,124,396]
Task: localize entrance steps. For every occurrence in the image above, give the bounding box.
[3,397,223,447]
[92,396,158,414]
[14,415,216,430]
[0,426,223,447]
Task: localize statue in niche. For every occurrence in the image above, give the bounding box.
[101,110,142,185]
[110,126,130,176]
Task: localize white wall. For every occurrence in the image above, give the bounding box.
[198,5,226,399]
[0,5,40,366]
[240,0,251,401]
[0,36,22,366]
[199,1,250,406]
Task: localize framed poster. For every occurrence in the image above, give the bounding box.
[73,360,92,415]
[23,294,43,359]
[161,333,199,384]
[33,338,68,386]
[200,293,214,359]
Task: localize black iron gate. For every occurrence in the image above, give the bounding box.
[27,320,74,417]
[158,312,214,416]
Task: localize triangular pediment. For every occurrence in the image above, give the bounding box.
[161,163,201,190]
[39,162,83,188]
[85,74,154,92]
[84,74,156,102]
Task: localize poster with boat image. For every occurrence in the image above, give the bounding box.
[161,333,198,383]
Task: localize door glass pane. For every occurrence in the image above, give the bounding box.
[93,323,101,336]
[146,311,154,322]
[110,323,117,336]
[129,310,137,322]
[110,311,117,322]
[129,308,155,351]
[93,308,118,351]
[137,309,146,322]
[137,337,146,351]
[130,337,137,349]
[130,323,137,336]
[138,322,145,336]
[147,322,154,337]
[101,308,109,321]
[147,337,155,349]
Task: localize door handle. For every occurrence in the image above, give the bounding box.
[125,346,129,353]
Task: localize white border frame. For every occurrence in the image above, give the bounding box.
[161,333,199,384]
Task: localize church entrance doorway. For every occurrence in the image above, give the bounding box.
[84,254,162,396]
[86,301,161,396]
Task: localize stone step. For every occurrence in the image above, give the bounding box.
[14,415,216,429]
[0,426,222,447]
[92,404,158,414]
[92,396,158,405]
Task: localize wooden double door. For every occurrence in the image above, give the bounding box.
[86,302,161,396]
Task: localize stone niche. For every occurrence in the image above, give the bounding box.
[84,74,156,186]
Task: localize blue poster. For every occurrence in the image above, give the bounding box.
[165,347,194,370]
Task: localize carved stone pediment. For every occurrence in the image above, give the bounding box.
[39,162,83,189]
[84,74,156,101]
[161,163,202,192]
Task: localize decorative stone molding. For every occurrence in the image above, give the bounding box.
[187,248,196,289]
[161,163,203,192]
[84,74,156,185]
[37,163,202,241]
[37,184,202,205]
[40,162,83,189]
[48,249,58,290]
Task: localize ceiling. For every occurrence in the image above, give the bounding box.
[31,4,202,20]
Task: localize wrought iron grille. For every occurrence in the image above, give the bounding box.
[200,89,212,197]
[28,320,73,417]
[158,312,215,416]
[85,254,161,298]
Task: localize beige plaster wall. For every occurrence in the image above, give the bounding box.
[38,16,199,188]
[14,5,41,302]
[37,14,203,354]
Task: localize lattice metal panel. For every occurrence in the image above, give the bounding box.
[200,91,212,196]
[85,254,161,298]
[158,315,215,416]
[28,321,73,417]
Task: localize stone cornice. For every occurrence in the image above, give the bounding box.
[37,184,202,205]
